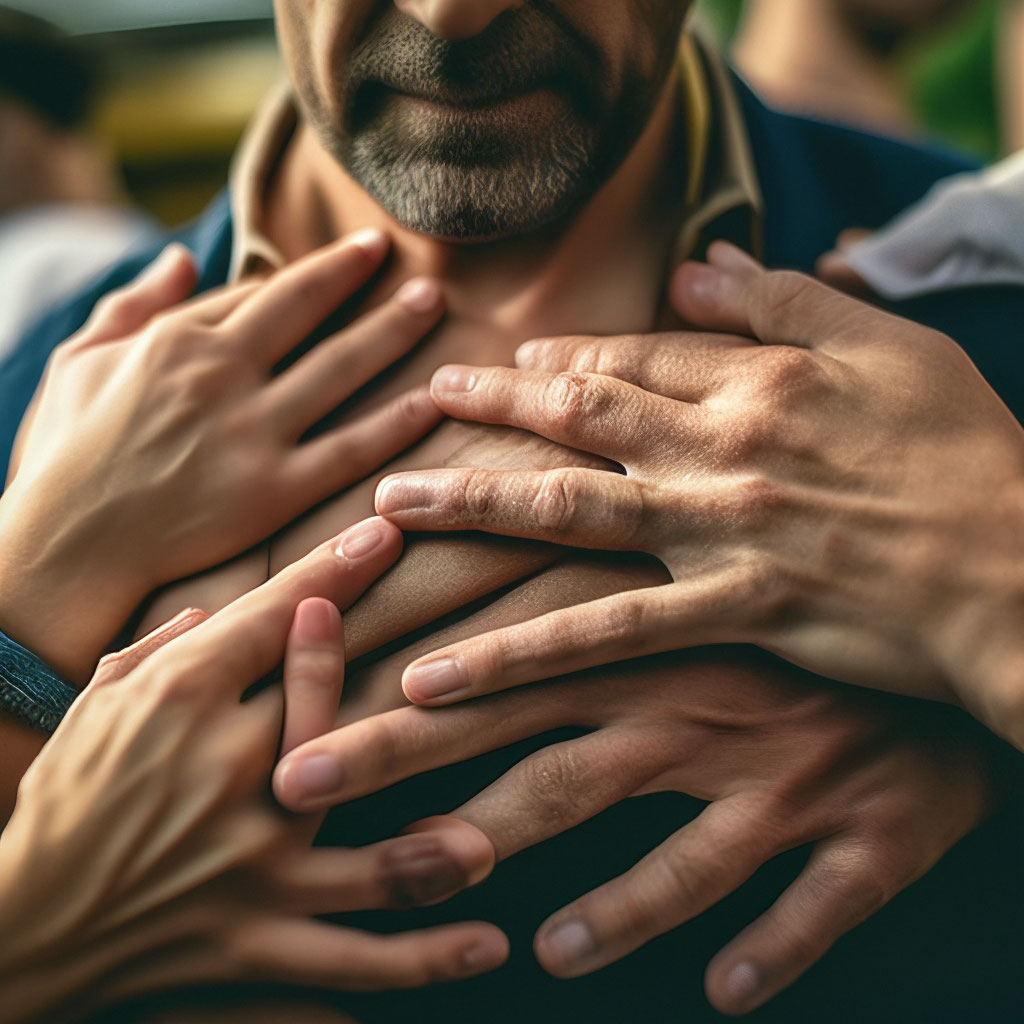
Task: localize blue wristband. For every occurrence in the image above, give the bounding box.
[0,628,78,734]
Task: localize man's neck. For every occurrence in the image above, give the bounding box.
[266,73,686,351]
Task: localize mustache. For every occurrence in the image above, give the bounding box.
[345,2,604,107]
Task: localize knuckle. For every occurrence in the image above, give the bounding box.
[724,475,788,531]
[592,592,655,654]
[360,716,402,780]
[531,468,580,531]
[813,844,893,920]
[718,408,773,461]
[755,345,820,396]
[545,372,613,432]
[461,469,499,519]
[518,748,589,828]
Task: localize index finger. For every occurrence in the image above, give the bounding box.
[224,229,390,366]
[162,517,401,699]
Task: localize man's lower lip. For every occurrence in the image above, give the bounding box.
[399,87,558,117]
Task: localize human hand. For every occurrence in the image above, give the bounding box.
[0,519,506,1024]
[329,417,614,663]
[376,243,1024,748]
[275,647,1006,1015]
[0,231,444,682]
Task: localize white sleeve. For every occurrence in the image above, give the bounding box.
[843,149,1024,300]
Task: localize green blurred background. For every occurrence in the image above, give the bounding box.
[698,0,1005,160]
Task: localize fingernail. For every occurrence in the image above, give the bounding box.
[386,851,466,907]
[338,518,385,559]
[279,754,344,803]
[542,918,596,970]
[375,476,428,514]
[347,227,389,259]
[404,658,467,703]
[396,277,442,314]
[432,365,477,393]
[723,961,761,1009]
[292,598,341,644]
[708,241,760,273]
[461,938,507,975]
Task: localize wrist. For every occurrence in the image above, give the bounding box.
[0,505,144,686]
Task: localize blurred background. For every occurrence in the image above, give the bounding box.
[0,0,1021,228]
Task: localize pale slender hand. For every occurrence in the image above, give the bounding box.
[274,640,1007,1016]
[0,230,445,682]
[376,243,1024,749]
[0,519,506,1024]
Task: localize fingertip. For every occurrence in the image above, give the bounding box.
[460,927,511,976]
[402,815,497,888]
[374,474,426,517]
[135,243,197,294]
[430,364,477,398]
[402,656,467,706]
[534,916,599,979]
[290,597,344,645]
[273,749,344,814]
[345,226,390,261]
[335,516,403,562]
[704,952,769,1016]
[395,277,445,316]
[706,240,761,273]
[669,260,729,324]
[815,251,871,296]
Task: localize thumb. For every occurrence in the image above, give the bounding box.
[669,241,766,337]
[79,243,198,344]
[671,241,866,351]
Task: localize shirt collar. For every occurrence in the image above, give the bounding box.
[228,33,762,282]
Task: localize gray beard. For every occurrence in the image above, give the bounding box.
[339,105,599,241]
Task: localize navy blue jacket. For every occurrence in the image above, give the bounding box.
[2,80,1022,1023]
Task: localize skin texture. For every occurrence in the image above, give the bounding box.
[377,244,1024,750]
[2,3,1018,1018]
[0,232,447,819]
[0,233,444,684]
[276,559,1010,1017]
[0,521,507,1024]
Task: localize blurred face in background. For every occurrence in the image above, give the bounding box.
[274,0,691,241]
[835,0,978,45]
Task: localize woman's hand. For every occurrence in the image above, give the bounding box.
[0,519,506,1024]
[0,231,445,682]
[375,244,1024,749]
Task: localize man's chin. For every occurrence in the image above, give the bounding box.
[350,160,594,244]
